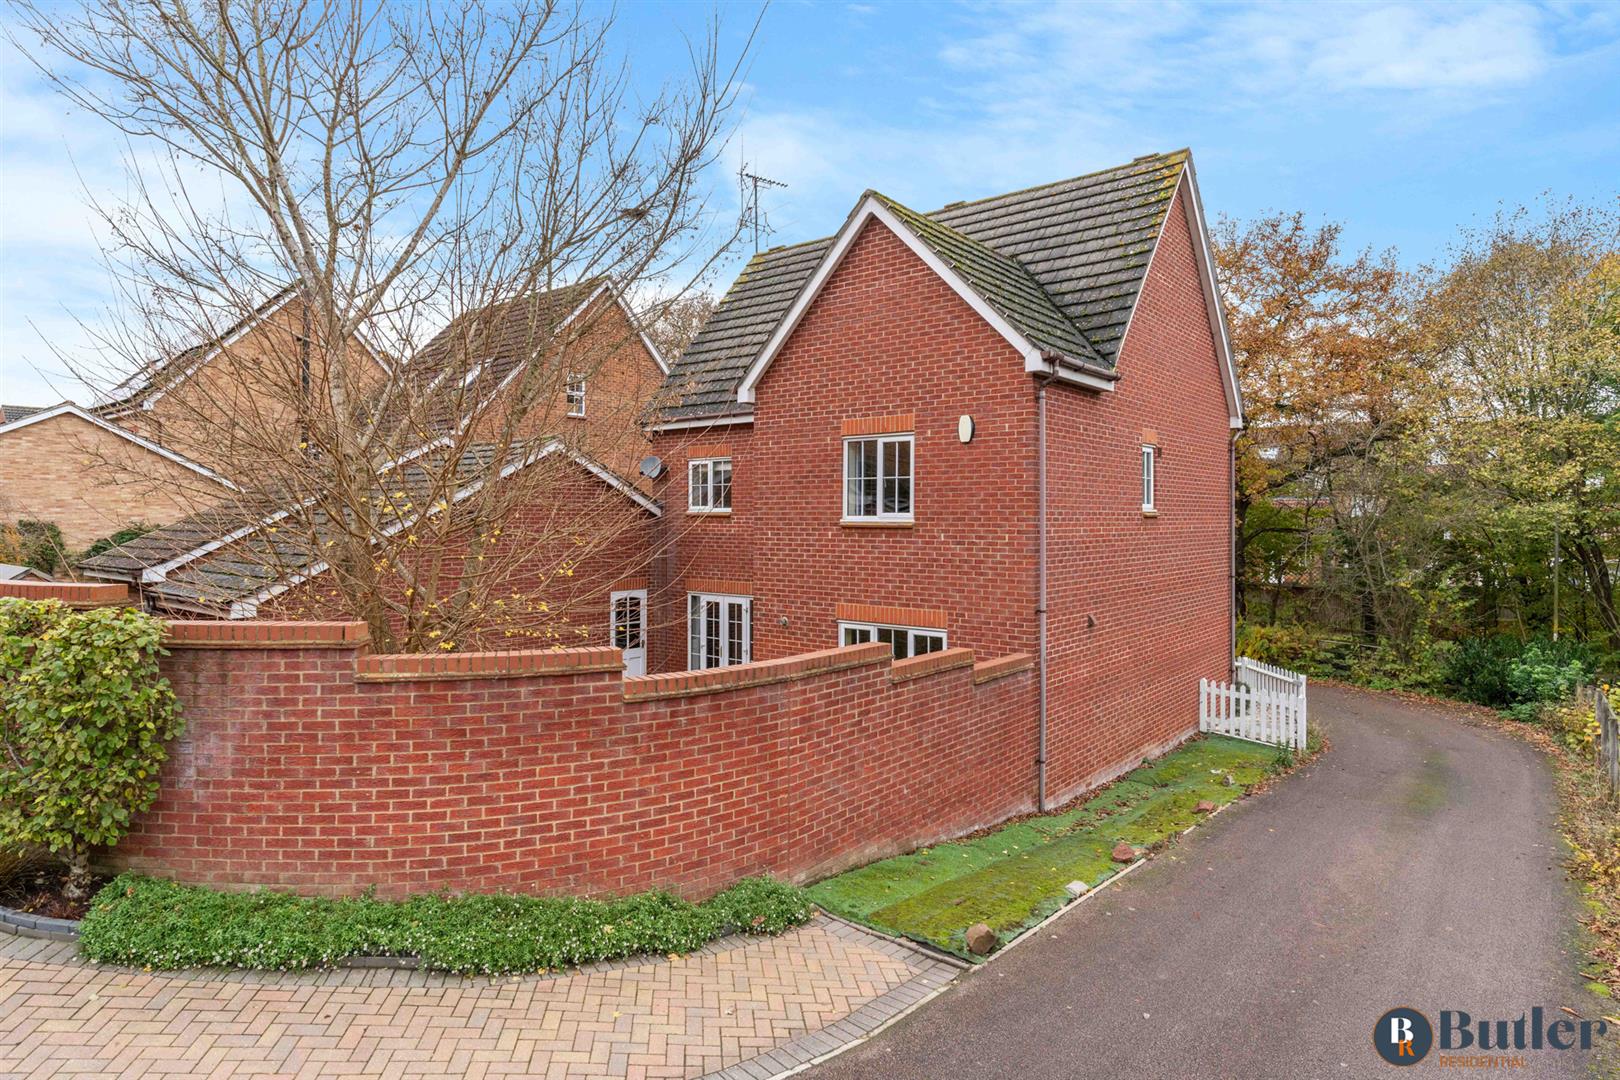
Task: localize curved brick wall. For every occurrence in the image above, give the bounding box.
[1,584,1042,898]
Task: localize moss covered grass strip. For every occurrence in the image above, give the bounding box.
[807,735,1279,959]
[78,874,812,975]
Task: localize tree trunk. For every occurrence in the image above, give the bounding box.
[1571,537,1620,640]
[61,845,92,902]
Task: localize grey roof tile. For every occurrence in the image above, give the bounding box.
[655,150,1189,421]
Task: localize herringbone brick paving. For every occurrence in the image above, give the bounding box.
[0,917,940,1079]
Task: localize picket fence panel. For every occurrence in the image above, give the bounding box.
[1201,657,1308,751]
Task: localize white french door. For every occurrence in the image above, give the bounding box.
[611,589,647,676]
[687,592,750,670]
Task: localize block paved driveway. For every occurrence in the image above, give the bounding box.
[809,684,1607,1079]
[0,915,953,1079]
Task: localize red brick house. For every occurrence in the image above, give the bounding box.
[643,149,1242,806]
[79,283,669,655]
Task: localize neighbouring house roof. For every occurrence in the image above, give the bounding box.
[654,149,1238,426]
[0,402,240,491]
[0,563,51,581]
[78,438,661,618]
[95,285,302,418]
[0,404,46,424]
[379,280,666,437]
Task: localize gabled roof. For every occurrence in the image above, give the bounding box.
[386,280,665,436]
[0,402,240,490]
[96,286,300,417]
[654,149,1227,426]
[0,404,45,424]
[79,438,661,617]
[652,240,831,425]
[928,152,1188,363]
[873,194,1105,367]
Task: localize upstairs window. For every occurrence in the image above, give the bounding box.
[688,457,733,512]
[844,434,912,522]
[1142,444,1157,513]
[840,621,945,660]
[566,374,587,417]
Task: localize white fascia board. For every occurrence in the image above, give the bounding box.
[139,438,452,586]
[1023,352,1118,393]
[645,414,755,433]
[129,290,300,412]
[0,402,241,492]
[736,196,1065,405]
[1177,158,1245,429]
[1113,169,1181,375]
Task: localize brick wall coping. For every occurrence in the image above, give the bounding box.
[888,647,975,683]
[0,580,130,607]
[973,652,1035,684]
[835,601,949,630]
[357,647,624,682]
[165,621,371,649]
[624,642,892,701]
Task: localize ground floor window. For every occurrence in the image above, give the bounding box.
[689,592,751,669]
[838,620,945,660]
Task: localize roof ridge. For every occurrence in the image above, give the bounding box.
[869,192,1105,366]
[923,149,1188,218]
[756,235,837,257]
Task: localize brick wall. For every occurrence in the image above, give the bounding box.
[259,453,659,651]
[34,600,1041,899]
[0,410,231,549]
[648,219,1040,672]
[1042,184,1234,801]
[116,297,388,476]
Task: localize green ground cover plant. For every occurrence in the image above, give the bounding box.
[78,874,813,975]
[808,736,1278,959]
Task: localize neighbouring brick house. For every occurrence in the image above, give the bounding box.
[0,288,388,551]
[642,149,1243,806]
[79,283,670,656]
[0,402,238,550]
[95,285,392,475]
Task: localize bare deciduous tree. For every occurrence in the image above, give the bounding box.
[10,0,752,649]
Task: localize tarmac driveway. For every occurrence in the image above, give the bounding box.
[809,684,1604,1079]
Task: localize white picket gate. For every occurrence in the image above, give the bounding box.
[1200,657,1308,751]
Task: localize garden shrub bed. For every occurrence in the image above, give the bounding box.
[808,735,1288,959]
[78,874,812,975]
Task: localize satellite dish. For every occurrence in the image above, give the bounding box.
[639,454,665,479]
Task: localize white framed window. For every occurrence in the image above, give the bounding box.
[839,620,945,660]
[1141,444,1157,512]
[843,434,912,521]
[688,457,732,512]
[688,592,750,669]
[565,374,587,417]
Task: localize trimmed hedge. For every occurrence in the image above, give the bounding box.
[78,874,813,974]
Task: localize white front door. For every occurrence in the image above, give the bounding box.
[611,589,647,676]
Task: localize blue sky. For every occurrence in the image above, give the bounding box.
[3,0,1618,404]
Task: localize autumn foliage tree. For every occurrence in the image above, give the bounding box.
[1423,201,1620,641]
[1213,212,1426,623]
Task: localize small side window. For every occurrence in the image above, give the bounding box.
[1141,444,1156,513]
[689,457,732,512]
[565,374,587,417]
